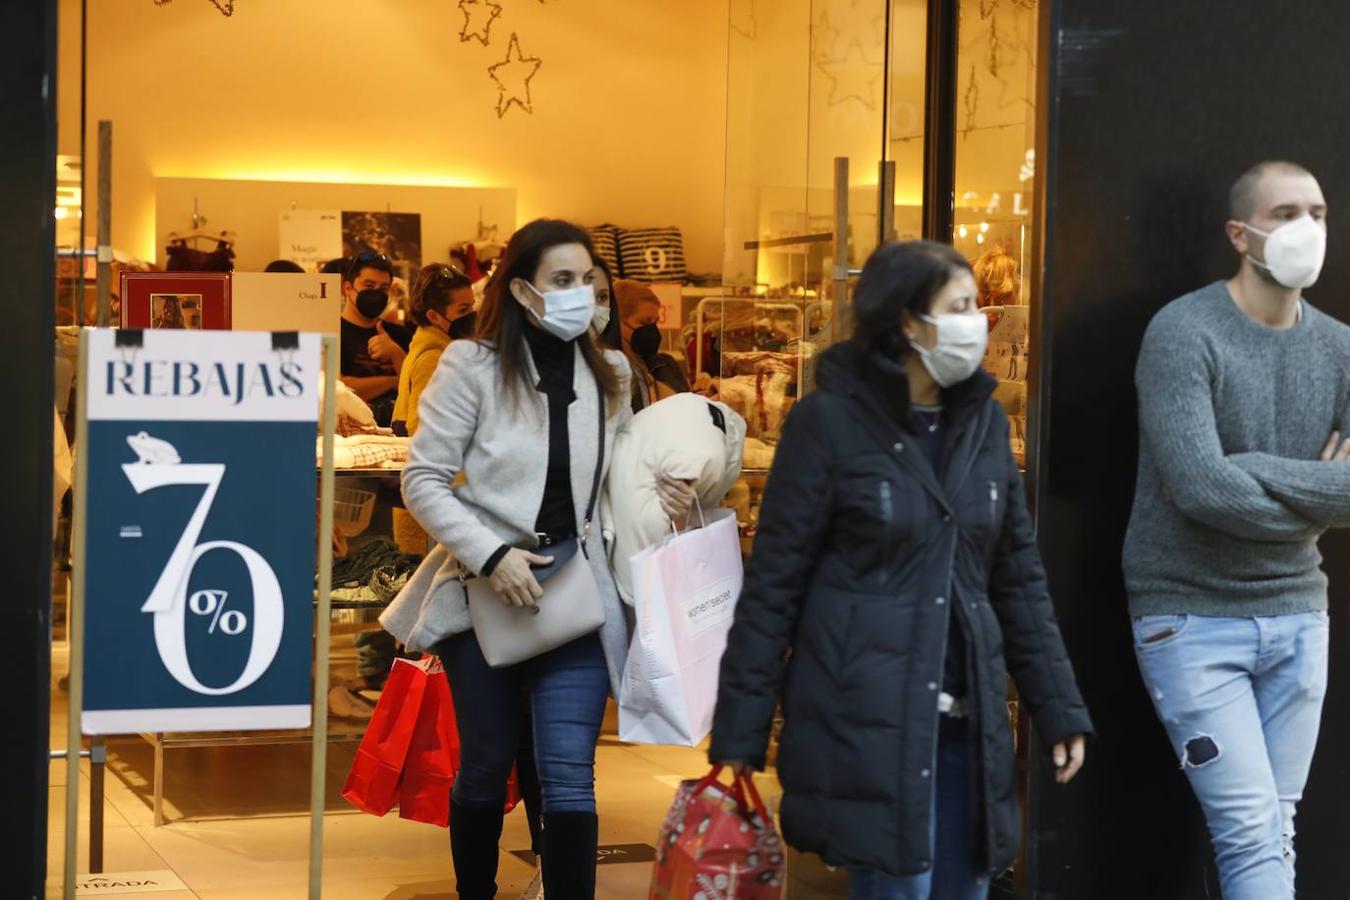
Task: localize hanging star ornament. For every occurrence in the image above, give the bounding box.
[816,39,882,110]
[730,0,758,39]
[489,33,542,118]
[458,0,502,45]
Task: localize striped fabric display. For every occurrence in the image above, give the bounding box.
[588,225,623,278]
[616,226,687,283]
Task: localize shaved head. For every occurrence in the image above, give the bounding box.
[1229,161,1316,221]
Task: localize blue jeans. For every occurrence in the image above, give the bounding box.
[435,630,610,814]
[849,718,991,900]
[1133,611,1329,900]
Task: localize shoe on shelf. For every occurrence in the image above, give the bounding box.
[328,686,376,719]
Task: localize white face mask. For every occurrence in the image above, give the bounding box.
[1244,215,1327,289]
[519,282,596,341]
[909,312,988,388]
[591,304,612,334]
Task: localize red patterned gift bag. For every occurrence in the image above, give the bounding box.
[650,767,786,900]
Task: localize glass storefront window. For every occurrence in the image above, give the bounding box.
[953,0,1040,468]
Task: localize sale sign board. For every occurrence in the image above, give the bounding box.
[80,329,320,734]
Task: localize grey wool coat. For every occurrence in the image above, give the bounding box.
[380,337,635,696]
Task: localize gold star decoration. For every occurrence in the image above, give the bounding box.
[815,39,882,110]
[458,0,502,45]
[153,0,235,15]
[489,33,542,118]
[730,0,757,39]
[813,3,884,66]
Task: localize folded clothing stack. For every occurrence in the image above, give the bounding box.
[325,539,425,606]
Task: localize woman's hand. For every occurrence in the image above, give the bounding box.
[657,474,697,526]
[487,548,553,609]
[1052,734,1087,784]
[715,759,757,777]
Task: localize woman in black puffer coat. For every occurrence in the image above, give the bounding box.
[710,241,1092,900]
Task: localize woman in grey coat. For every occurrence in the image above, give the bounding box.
[381,219,692,899]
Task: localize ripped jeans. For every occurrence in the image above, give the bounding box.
[1133,612,1329,900]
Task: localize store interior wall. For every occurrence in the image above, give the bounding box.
[1030,1,1350,896]
[154,178,516,273]
[57,0,730,272]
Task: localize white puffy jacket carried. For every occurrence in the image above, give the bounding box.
[601,393,747,605]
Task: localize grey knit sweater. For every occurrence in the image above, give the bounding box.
[1124,280,1350,617]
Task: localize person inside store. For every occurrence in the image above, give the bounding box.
[614,279,691,407]
[340,250,413,426]
[972,244,1021,309]
[590,255,646,415]
[709,240,1093,900]
[591,253,617,345]
[390,263,478,444]
[264,258,306,273]
[1125,161,1350,900]
[380,219,696,899]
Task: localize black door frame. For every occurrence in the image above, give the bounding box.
[2,0,59,896]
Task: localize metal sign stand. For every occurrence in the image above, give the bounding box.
[309,335,338,898]
[62,332,340,899]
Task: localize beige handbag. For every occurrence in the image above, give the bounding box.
[464,381,607,667]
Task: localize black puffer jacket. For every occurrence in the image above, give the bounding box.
[710,341,1092,878]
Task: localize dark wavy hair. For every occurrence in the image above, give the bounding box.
[476,219,623,412]
[851,240,972,358]
[410,263,472,326]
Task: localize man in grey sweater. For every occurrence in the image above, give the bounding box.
[1125,160,1350,900]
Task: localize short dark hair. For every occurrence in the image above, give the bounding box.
[264,259,305,273]
[410,263,472,326]
[852,240,972,357]
[320,257,348,275]
[1229,160,1315,221]
[344,250,396,284]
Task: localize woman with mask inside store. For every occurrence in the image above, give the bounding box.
[615,280,690,408]
[381,219,694,899]
[391,263,478,442]
[709,240,1093,900]
[589,255,645,414]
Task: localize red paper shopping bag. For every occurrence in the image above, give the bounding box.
[398,657,459,826]
[341,656,434,817]
[649,767,786,900]
[396,658,525,826]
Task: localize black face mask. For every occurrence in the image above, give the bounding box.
[631,322,662,359]
[354,289,389,320]
[447,311,477,339]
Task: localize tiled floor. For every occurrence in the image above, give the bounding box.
[47,644,850,898]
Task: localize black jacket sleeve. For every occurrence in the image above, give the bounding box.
[986,410,1094,748]
[709,398,837,769]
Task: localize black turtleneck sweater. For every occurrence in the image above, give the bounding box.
[524,325,579,539]
[481,326,579,576]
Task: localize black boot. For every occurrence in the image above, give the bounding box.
[450,800,505,900]
[540,812,598,900]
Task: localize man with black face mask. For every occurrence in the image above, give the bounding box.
[340,251,412,425]
[615,280,690,408]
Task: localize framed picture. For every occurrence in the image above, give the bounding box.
[121,272,231,329]
[342,211,422,280]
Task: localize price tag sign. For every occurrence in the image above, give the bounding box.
[80,329,321,734]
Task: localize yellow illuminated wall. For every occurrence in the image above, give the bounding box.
[58,0,730,271]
